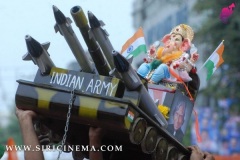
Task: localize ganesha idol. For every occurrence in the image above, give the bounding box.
[137,24,199,84]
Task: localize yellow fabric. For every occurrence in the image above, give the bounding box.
[156,47,183,63]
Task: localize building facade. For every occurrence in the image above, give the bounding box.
[132,0,197,45]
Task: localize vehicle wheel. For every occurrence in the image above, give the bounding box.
[178,154,188,160]
[166,146,178,160]
[129,117,147,144]
[151,137,168,160]
[141,127,158,154]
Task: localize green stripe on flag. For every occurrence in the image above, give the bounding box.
[204,60,215,80]
[126,44,147,58]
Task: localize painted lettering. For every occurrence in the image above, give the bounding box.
[60,73,68,85]
[50,72,56,84]
[86,79,94,93]
[69,75,76,89]
[65,74,72,87]
[49,71,118,96]
[54,72,61,84]
[93,80,102,94]
[76,76,84,90]
[100,82,110,96]
[110,83,118,96]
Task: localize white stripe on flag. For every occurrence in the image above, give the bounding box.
[122,37,146,57]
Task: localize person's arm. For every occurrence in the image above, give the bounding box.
[188,145,204,160]
[188,145,215,160]
[89,127,105,160]
[16,108,44,160]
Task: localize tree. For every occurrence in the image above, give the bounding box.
[193,0,240,104]
[0,105,22,145]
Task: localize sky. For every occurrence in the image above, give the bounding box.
[0,0,134,116]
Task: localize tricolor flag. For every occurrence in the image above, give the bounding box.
[127,111,134,122]
[121,27,147,58]
[200,41,225,80]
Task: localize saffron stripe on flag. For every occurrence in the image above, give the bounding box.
[216,43,224,67]
[121,27,144,53]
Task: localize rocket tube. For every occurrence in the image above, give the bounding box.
[70,6,110,76]
[87,11,115,70]
[53,5,94,73]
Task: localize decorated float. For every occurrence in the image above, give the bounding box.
[15,5,213,160]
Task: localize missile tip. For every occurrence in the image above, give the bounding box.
[87,11,94,18]
[113,52,130,73]
[88,11,101,28]
[53,6,67,24]
[52,5,58,12]
[112,50,118,56]
[25,35,32,41]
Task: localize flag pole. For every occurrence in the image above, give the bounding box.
[197,40,224,73]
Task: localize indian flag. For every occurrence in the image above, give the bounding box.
[203,41,225,80]
[121,27,147,58]
[127,111,134,122]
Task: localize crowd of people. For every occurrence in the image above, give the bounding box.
[191,100,240,155]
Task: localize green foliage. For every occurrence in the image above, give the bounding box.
[193,0,240,100]
[183,124,191,146]
[4,115,23,145]
[0,106,22,145]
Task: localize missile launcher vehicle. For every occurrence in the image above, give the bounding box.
[15,5,200,160]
